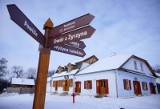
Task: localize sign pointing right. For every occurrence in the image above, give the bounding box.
[49,26,95,47]
[51,44,86,57]
[65,41,86,49]
[50,13,95,36]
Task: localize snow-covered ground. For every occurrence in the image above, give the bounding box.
[0,93,160,109]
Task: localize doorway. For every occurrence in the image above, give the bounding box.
[149,83,156,94]
[96,79,109,95]
[63,80,69,91]
[75,81,81,93]
[55,81,58,91]
[133,81,141,95]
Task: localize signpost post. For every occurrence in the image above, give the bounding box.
[7,4,95,109]
[32,19,53,109]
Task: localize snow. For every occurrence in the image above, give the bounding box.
[11,78,35,85]
[0,93,160,109]
[47,77,52,82]
[156,78,160,84]
[155,73,160,77]
[52,69,79,78]
[77,54,132,75]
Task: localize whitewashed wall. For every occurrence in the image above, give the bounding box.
[46,81,52,93]
[75,71,117,97]
[122,58,151,75]
[117,70,157,97]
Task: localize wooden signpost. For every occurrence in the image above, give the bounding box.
[51,44,86,57]
[7,4,95,109]
[66,41,86,49]
[49,26,95,47]
[7,4,46,46]
[50,13,95,36]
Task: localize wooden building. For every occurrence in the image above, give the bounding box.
[11,78,35,88]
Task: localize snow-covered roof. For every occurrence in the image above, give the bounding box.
[70,55,97,64]
[77,54,132,75]
[47,77,52,82]
[11,78,35,85]
[52,69,78,78]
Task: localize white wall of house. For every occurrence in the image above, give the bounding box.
[46,81,51,93]
[116,70,157,97]
[75,70,117,97]
[49,55,157,97]
[122,58,151,75]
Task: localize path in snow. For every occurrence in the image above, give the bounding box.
[0,93,160,109]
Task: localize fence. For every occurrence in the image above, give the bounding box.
[7,87,35,94]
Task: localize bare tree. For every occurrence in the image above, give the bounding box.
[0,58,8,78]
[154,65,160,73]
[12,66,24,78]
[26,67,37,79]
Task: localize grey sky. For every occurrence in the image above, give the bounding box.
[0,0,160,71]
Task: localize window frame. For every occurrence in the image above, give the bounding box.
[140,63,143,71]
[123,79,131,90]
[84,80,92,89]
[142,82,148,91]
[134,61,138,70]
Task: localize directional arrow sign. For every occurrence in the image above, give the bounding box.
[7,4,46,46]
[65,41,86,49]
[51,44,86,57]
[50,13,94,36]
[49,26,95,47]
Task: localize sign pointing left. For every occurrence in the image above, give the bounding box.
[7,4,46,46]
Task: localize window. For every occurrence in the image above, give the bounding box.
[84,80,92,89]
[140,63,143,71]
[58,80,64,87]
[53,80,58,87]
[123,79,131,90]
[142,82,148,90]
[100,80,106,87]
[134,61,138,70]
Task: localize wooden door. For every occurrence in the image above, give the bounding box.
[149,83,156,94]
[55,81,58,91]
[63,80,69,91]
[96,80,100,94]
[133,81,141,95]
[96,79,109,95]
[75,81,81,93]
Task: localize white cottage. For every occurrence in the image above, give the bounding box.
[51,54,157,97]
[51,55,98,94]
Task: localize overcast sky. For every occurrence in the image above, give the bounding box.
[0,0,160,72]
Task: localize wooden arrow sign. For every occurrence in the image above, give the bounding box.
[7,4,46,46]
[50,13,95,36]
[65,41,86,49]
[51,44,86,57]
[49,26,95,47]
